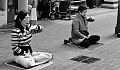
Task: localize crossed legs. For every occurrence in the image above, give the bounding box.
[77,35,100,48]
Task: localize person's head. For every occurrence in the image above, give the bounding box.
[78,5,87,16]
[15,10,30,33]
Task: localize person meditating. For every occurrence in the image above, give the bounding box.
[11,10,53,68]
[64,5,100,48]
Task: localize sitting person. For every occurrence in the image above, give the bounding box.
[11,10,53,68]
[70,5,100,48]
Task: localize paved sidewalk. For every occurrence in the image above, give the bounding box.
[0,8,119,70]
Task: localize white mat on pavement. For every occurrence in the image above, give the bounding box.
[5,60,53,70]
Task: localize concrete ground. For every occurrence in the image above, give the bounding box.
[0,8,119,70]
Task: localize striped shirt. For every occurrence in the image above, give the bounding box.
[11,25,44,55]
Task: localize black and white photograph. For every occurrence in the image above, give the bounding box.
[0,0,119,70]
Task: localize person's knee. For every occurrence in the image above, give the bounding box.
[97,35,100,41]
[33,52,53,62]
[89,35,100,41]
[94,35,100,41]
[15,56,34,68]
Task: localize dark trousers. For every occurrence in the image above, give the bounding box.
[77,35,100,48]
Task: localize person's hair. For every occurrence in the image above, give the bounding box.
[78,5,87,13]
[15,10,28,33]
